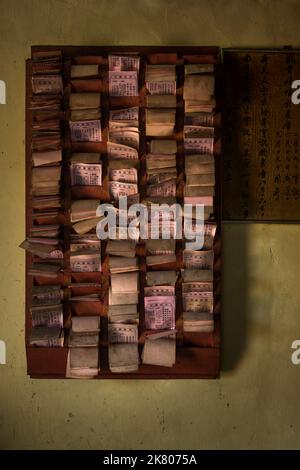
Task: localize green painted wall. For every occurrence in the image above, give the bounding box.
[1,0,300,450]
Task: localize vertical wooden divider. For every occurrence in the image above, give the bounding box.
[62,56,72,343]
[100,53,110,374]
[175,54,185,348]
[138,53,147,353]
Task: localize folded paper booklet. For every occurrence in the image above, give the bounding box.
[72,217,102,235]
[146,64,176,95]
[186,174,215,186]
[109,54,140,72]
[108,304,139,324]
[70,162,102,186]
[146,254,176,267]
[69,93,102,141]
[30,304,63,327]
[30,95,62,114]
[183,291,214,313]
[69,120,102,143]
[32,50,62,75]
[111,272,139,293]
[184,125,214,139]
[184,64,215,113]
[106,240,136,258]
[31,133,61,152]
[70,252,101,272]
[149,139,177,155]
[109,272,139,306]
[19,239,63,259]
[109,256,138,274]
[182,269,213,283]
[30,224,60,238]
[183,312,214,333]
[109,159,139,171]
[109,181,138,201]
[71,152,101,164]
[108,323,138,343]
[146,95,177,108]
[110,106,139,122]
[109,165,138,183]
[144,286,175,297]
[146,109,176,137]
[184,185,215,197]
[185,111,214,127]
[146,153,176,170]
[32,210,61,224]
[146,180,176,198]
[109,71,138,97]
[145,239,175,255]
[147,169,177,185]
[32,75,63,94]
[29,325,64,347]
[109,289,138,307]
[69,293,101,301]
[31,166,61,197]
[28,262,62,278]
[68,331,99,347]
[69,93,101,110]
[182,281,213,293]
[144,296,176,330]
[32,150,62,167]
[109,343,139,373]
[185,154,214,173]
[71,65,100,78]
[142,331,176,367]
[32,196,61,211]
[108,101,139,204]
[107,142,139,161]
[146,270,177,287]
[67,347,99,378]
[70,235,101,252]
[70,199,99,223]
[72,316,100,333]
[108,129,139,150]
[31,285,63,306]
[183,249,214,270]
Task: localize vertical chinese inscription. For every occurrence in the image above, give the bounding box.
[223,50,300,221]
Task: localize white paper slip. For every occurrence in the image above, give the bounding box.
[108,323,138,344]
[109,343,139,373]
[111,272,139,294]
[144,296,176,330]
[183,250,214,270]
[108,55,140,72]
[70,120,102,142]
[70,163,102,186]
[109,71,138,97]
[142,335,176,367]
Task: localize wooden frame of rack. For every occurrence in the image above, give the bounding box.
[25,45,222,379]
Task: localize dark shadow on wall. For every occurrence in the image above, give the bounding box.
[221,222,249,371]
